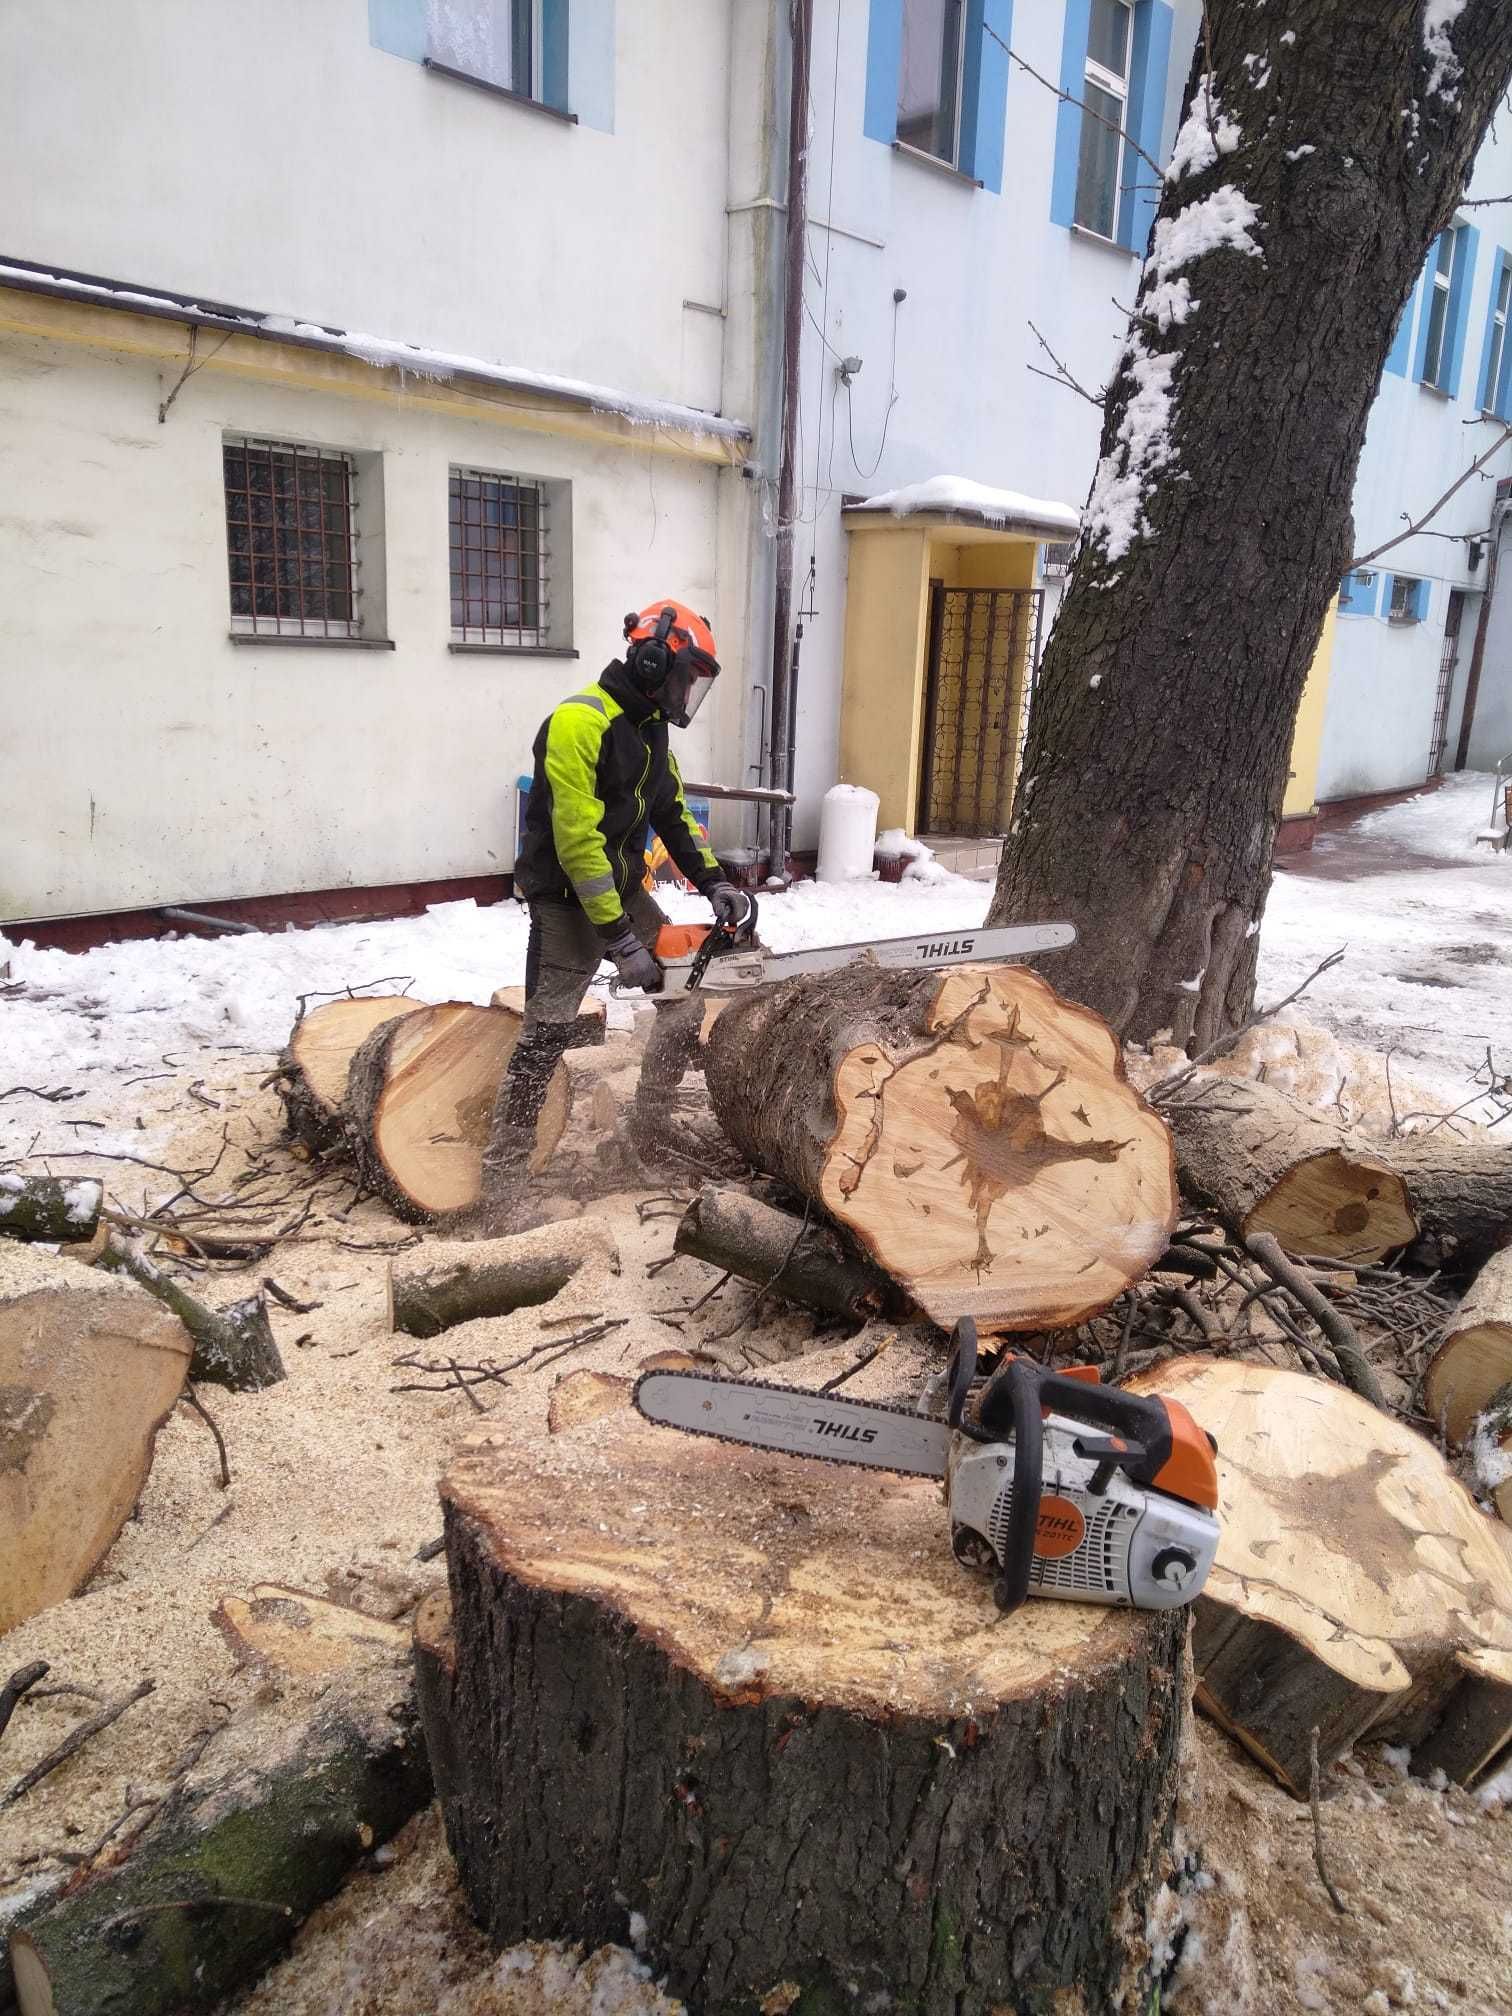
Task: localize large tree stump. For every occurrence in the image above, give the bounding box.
[702,964,1177,1332]
[343,1002,571,1223]
[1423,1245,1512,1444]
[419,1406,1188,2016]
[274,995,418,1155]
[1126,1356,1512,1794]
[1,1243,191,1634]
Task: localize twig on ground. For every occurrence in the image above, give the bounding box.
[821,1332,896,1392]
[1309,1727,1349,1914]
[1,1678,155,1809]
[686,1270,732,1316]
[0,1085,84,1103]
[1245,1234,1384,1406]
[261,1277,321,1314]
[0,1663,50,1746]
[415,1535,446,1563]
[184,1501,235,1553]
[179,1384,232,1488]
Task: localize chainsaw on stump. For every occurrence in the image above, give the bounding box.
[633,1319,1220,1615]
[641,892,1077,995]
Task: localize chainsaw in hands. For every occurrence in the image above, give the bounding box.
[636,892,1076,996]
[632,1319,1220,1615]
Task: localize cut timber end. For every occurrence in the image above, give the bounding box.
[1423,1244,1512,1445]
[344,1002,570,1222]
[1244,1147,1417,1263]
[423,1404,1186,2015]
[214,1585,410,1679]
[546,1369,630,1433]
[819,965,1175,1330]
[1127,1355,1512,1794]
[280,994,416,1153]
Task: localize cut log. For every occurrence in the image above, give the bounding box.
[1380,1132,1512,1268]
[8,1606,430,2016]
[0,1242,191,1634]
[419,1406,1188,2015]
[674,1185,907,1321]
[214,1584,411,1678]
[343,1002,570,1223]
[546,1369,630,1433]
[1164,1078,1416,1262]
[0,1175,103,1245]
[275,994,418,1154]
[1126,1356,1512,1793]
[93,1236,285,1391]
[386,1220,619,1338]
[703,963,1177,1331]
[1423,1245,1512,1444]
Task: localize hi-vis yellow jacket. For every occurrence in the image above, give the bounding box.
[512,660,721,935]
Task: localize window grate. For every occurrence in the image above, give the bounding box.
[225,438,360,637]
[449,468,548,646]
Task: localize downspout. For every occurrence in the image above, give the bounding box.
[764,0,813,877]
[1455,483,1511,771]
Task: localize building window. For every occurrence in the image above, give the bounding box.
[1387,575,1427,624]
[1480,254,1511,417]
[224,438,361,638]
[1074,0,1132,239]
[427,0,544,101]
[1338,568,1377,615]
[895,0,966,166]
[1420,232,1458,390]
[449,468,549,646]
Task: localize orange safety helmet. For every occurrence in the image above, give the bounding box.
[622,600,720,727]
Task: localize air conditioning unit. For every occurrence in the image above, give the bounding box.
[1040,540,1076,579]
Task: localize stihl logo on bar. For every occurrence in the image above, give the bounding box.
[915,938,975,959]
[812,1418,878,1444]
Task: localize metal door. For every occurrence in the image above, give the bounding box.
[917,585,1043,836]
[1428,588,1467,775]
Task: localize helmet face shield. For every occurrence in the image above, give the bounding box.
[662,649,719,729]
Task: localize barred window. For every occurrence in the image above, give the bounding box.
[449,468,548,646]
[224,438,360,637]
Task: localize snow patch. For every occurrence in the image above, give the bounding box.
[1284,144,1316,161]
[849,475,1079,534]
[1150,187,1264,282]
[1476,1755,1512,1809]
[1168,76,1243,181]
[1083,341,1178,563]
[1471,1412,1512,1492]
[1280,28,1296,43]
[1423,0,1469,101]
[1241,52,1272,90]
[1143,275,1196,332]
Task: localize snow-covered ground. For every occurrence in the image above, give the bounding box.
[1,773,1506,1157]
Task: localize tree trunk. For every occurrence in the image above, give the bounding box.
[8,1604,430,2016]
[386,1220,620,1338]
[418,1409,1188,2016]
[93,1236,285,1391]
[343,1002,571,1223]
[1423,1246,1512,1444]
[1127,1356,1512,1795]
[0,1176,102,1245]
[1165,1079,1417,1261]
[988,1,1512,1045]
[0,1242,191,1635]
[702,963,1177,1332]
[674,1186,906,1321]
[274,995,419,1156]
[1382,1134,1512,1268]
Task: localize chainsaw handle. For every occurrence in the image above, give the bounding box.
[992,1359,1043,1618]
[976,1365,1173,1491]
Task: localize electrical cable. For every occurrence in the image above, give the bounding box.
[845,295,902,480]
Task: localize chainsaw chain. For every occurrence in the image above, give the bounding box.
[631,1369,950,1481]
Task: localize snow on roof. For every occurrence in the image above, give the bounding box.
[845,475,1080,536]
[0,262,750,446]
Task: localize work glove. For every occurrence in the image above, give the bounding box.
[603,923,664,994]
[705,881,750,932]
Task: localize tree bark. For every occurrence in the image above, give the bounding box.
[1381,1134,1512,1268]
[988,1,1512,1045]
[1423,1245,1512,1443]
[674,1186,907,1321]
[0,1242,191,1635]
[7,1612,430,2016]
[0,1176,102,1245]
[1127,1356,1512,1794]
[274,995,419,1156]
[703,963,1177,1332]
[387,1221,620,1338]
[344,1003,571,1224]
[93,1236,285,1391]
[418,1410,1188,2016]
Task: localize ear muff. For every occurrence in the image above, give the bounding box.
[625,605,678,695]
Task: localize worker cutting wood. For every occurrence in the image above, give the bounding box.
[457,600,746,1235]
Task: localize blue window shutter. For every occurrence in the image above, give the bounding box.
[1411,241,1442,383]
[1339,570,1377,616]
[1475,252,1507,411]
[863,0,904,145]
[1498,259,1512,419]
[1049,0,1092,228]
[368,0,426,62]
[959,0,1011,193]
[1117,2,1173,251]
[1384,281,1418,378]
[541,0,569,110]
[1441,224,1478,399]
[1416,578,1432,622]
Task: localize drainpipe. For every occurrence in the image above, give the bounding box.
[1455,486,1511,772]
[763,0,813,877]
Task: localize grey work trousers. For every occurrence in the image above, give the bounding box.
[520,887,667,1032]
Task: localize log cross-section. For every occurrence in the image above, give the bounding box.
[418,1407,1188,2016]
[702,963,1177,1331]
